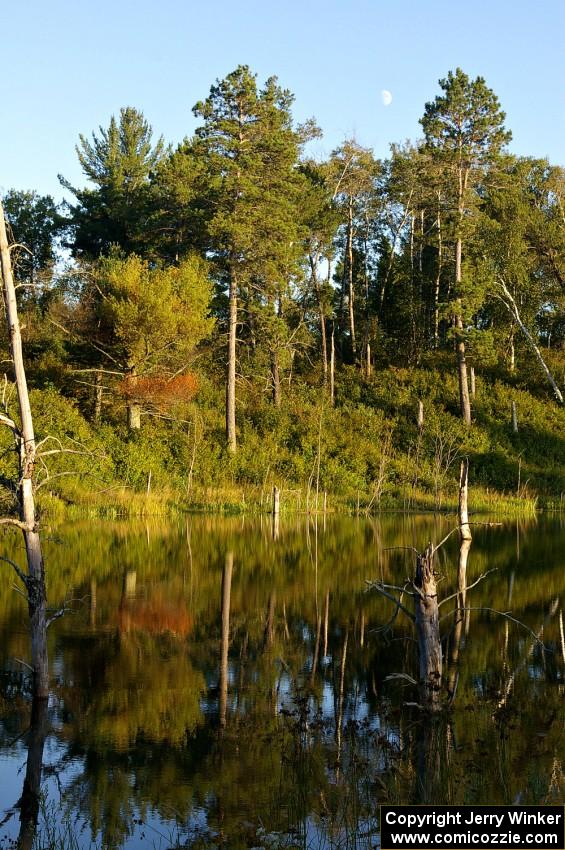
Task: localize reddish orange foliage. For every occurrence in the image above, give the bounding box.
[119,373,198,407]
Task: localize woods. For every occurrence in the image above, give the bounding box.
[0,65,563,514]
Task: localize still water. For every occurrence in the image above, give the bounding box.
[0,515,563,849]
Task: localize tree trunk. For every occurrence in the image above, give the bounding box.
[219,552,233,728]
[329,326,335,407]
[498,278,563,404]
[366,341,371,379]
[458,459,472,541]
[511,401,518,434]
[93,370,102,422]
[0,200,49,700]
[347,199,356,358]
[414,544,442,710]
[312,257,328,382]
[126,368,141,431]
[271,349,281,408]
[433,196,442,348]
[455,232,472,425]
[272,485,280,540]
[226,272,238,452]
[470,366,476,398]
[127,401,141,431]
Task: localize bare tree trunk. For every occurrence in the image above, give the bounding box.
[0,201,49,699]
[366,341,371,378]
[470,366,476,398]
[329,326,335,407]
[458,459,472,541]
[126,368,141,431]
[455,227,472,425]
[271,349,281,408]
[347,199,356,358]
[414,544,442,710]
[311,256,328,382]
[93,370,102,422]
[219,552,233,728]
[498,278,563,404]
[433,197,442,348]
[509,323,515,372]
[272,486,280,540]
[226,272,238,452]
[511,401,518,434]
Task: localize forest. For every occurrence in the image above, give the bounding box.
[1,65,564,516]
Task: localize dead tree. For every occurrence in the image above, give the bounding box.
[414,544,442,709]
[0,199,49,699]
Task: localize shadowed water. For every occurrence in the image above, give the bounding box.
[0,514,563,849]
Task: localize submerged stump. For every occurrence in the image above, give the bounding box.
[414,543,442,711]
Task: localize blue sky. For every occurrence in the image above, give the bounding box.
[2,0,563,201]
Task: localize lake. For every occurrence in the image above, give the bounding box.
[0,514,563,849]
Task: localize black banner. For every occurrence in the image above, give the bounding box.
[380,806,564,850]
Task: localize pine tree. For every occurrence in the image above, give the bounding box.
[193,66,315,450]
[61,107,164,258]
[420,69,511,424]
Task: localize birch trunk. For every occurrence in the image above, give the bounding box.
[0,201,49,700]
[347,199,356,358]
[498,278,563,404]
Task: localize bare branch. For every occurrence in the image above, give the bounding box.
[438,569,498,608]
[0,517,33,532]
[0,554,28,585]
[365,580,416,622]
[439,606,551,649]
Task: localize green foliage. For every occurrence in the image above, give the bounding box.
[94,252,214,374]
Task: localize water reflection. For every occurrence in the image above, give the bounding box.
[0,515,562,848]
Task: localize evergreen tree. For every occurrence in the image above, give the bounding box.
[61,107,165,258]
[193,65,316,450]
[420,68,511,424]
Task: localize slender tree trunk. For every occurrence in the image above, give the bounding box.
[93,370,102,422]
[0,201,49,699]
[458,459,472,541]
[311,256,328,382]
[271,349,281,408]
[455,198,472,425]
[509,323,515,373]
[219,552,233,728]
[498,278,563,404]
[226,272,238,452]
[347,199,356,358]
[329,326,335,407]
[433,197,442,348]
[414,544,442,710]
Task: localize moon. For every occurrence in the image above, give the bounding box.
[381,89,393,106]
